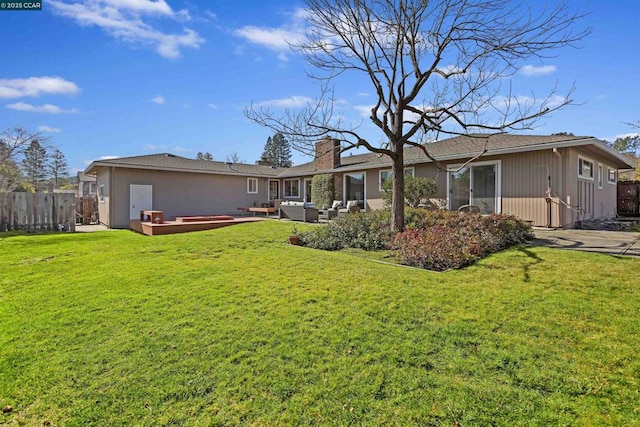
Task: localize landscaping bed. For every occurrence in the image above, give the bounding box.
[299,209,533,271]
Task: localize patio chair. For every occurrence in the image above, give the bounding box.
[458,204,481,214]
[338,200,361,217]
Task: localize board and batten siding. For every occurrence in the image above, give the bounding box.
[500,150,561,227]
[108,168,270,228]
[365,163,442,211]
[566,147,619,225]
[96,167,111,227]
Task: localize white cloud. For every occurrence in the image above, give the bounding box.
[100,155,119,160]
[353,104,375,118]
[174,146,191,153]
[7,102,78,114]
[208,103,218,109]
[38,125,62,133]
[233,7,307,60]
[255,95,312,108]
[520,65,557,77]
[143,143,167,151]
[49,0,204,59]
[233,26,298,51]
[0,76,80,99]
[151,95,165,104]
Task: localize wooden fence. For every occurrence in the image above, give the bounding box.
[76,195,99,225]
[617,181,640,216]
[0,192,76,232]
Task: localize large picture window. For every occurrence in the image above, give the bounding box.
[344,172,366,209]
[379,167,415,190]
[284,179,300,198]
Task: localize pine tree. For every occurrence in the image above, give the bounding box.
[49,148,69,187]
[196,152,214,161]
[259,136,276,165]
[273,132,292,167]
[259,133,292,167]
[21,139,48,191]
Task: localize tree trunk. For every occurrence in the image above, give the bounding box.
[390,150,405,232]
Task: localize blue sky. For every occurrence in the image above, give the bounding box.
[1,0,639,175]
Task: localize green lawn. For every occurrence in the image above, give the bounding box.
[1,221,639,426]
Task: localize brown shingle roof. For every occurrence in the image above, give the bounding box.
[85,134,634,178]
[85,153,285,177]
[278,133,633,176]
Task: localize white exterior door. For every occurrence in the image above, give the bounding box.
[130,184,152,219]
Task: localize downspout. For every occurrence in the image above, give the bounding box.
[553,148,563,227]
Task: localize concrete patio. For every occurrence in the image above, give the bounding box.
[533,229,640,256]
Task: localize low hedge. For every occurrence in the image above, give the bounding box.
[299,208,533,270]
[299,210,392,251]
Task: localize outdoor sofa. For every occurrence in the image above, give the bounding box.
[278,201,319,223]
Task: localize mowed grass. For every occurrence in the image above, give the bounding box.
[1,221,639,426]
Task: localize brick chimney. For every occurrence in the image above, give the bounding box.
[315,137,341,171]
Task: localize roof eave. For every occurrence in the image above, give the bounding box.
[84,161,280,178]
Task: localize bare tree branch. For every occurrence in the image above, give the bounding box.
[244,0,590,230]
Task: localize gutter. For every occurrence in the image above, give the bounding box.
[84,162,281,178]
[294,137,636,175]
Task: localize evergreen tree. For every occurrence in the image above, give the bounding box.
[21,139,49,191]
[259,132,292,167]
[49,148,69,187]
[259,136,276,165]
[273,132,292,167]
[196,152,214,161]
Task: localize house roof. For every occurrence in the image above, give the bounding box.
[277,133,635,177]
[84,153,285,177]
[84,134,635,179]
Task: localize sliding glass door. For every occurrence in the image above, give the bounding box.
[448,161,499,214]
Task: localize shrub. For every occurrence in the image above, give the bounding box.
[300,210,393,250]
[311,174,335,209]
[392,226,485,271]
[301,208,533,271]
[381,175,437,208]
[393,211,533,271]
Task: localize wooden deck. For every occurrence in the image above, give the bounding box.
[130,216,264,236]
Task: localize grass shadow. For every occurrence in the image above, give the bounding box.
[515,244,544,282]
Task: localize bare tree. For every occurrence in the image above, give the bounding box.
[0,127,50,164]
[226,151,245,163]
[246,0,589,231]
[0,127,51,192]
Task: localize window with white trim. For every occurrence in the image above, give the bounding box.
[284,179,300,198]
[89,182,96,195]
[597,164,603,188]
[379,167,415,191]
[578,157,594,179]
[607,168,617,184]
[98,185,105,203]
[247,178,258,194]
